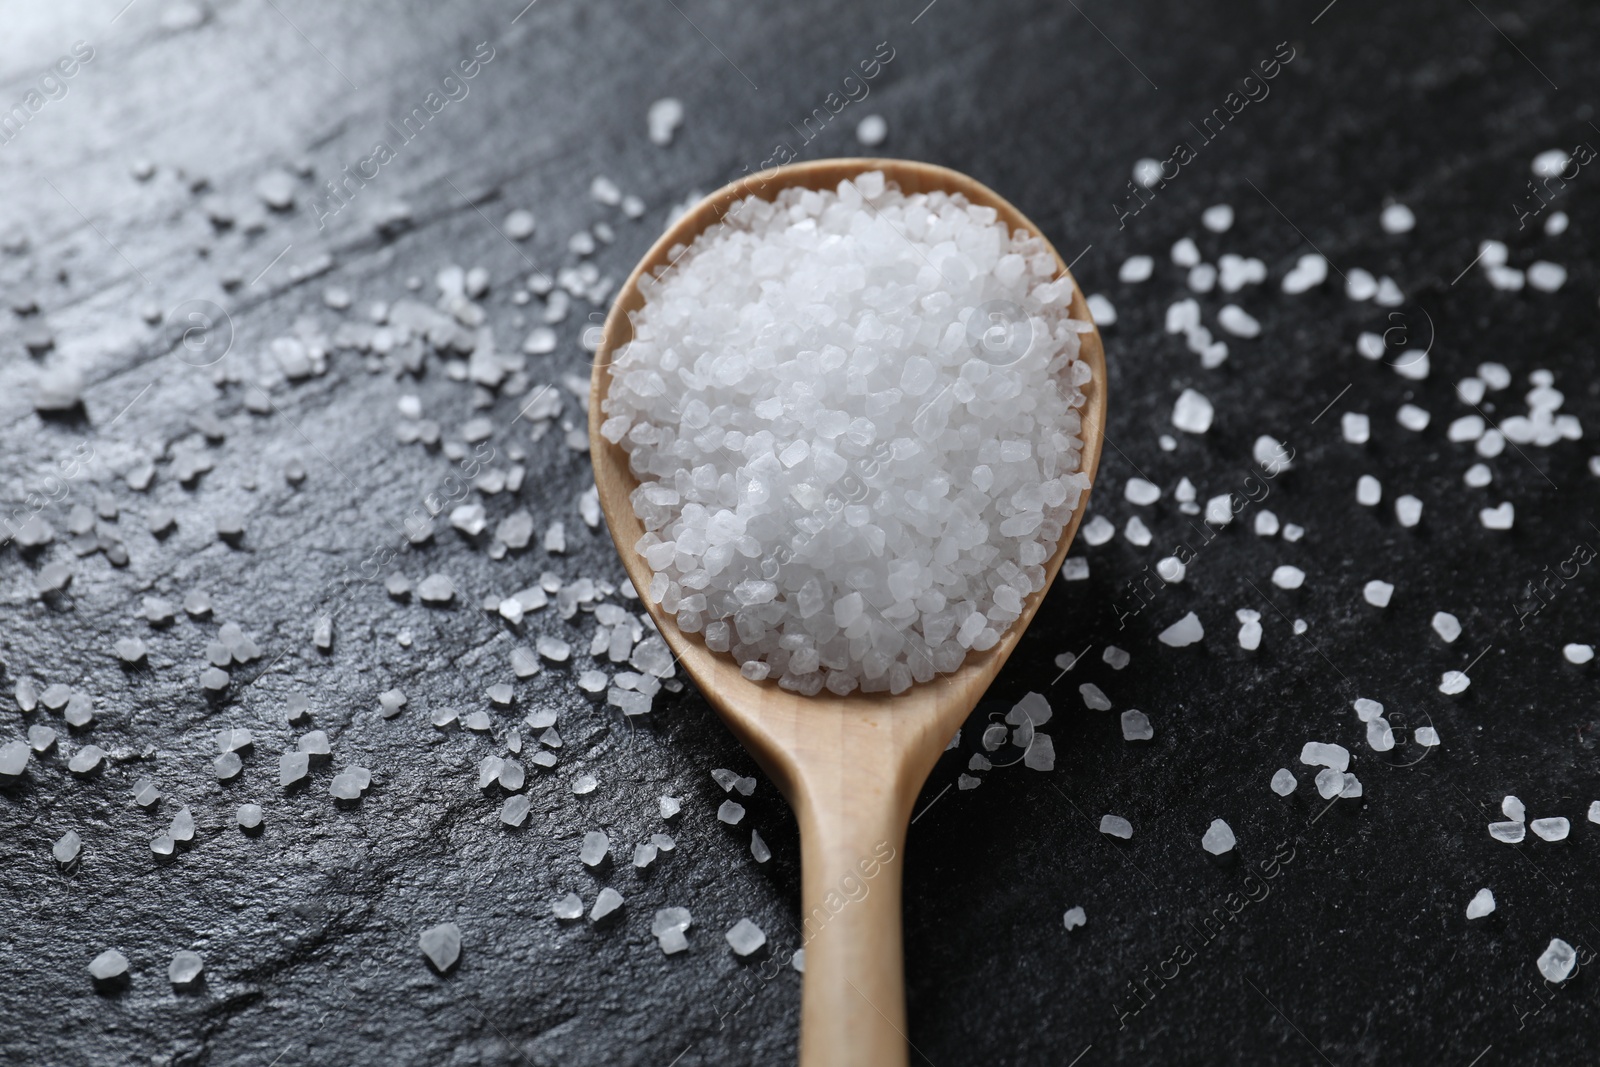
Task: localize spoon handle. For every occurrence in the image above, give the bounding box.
[794,758,916,1066]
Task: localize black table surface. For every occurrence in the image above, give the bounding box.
[2,1,1598,1064]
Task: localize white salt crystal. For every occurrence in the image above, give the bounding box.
[1082,515,1115,545]
[659,796,682,819]
[1562,643,1594,664]
[1125,478,1161,505]
[279,752,310,786]
[1397,404,1430,431]
[1119,255,1154,283]
[1472,502,1510,531]
[726,918,767,956]
[1172,237,1201,266]
[855,113,888,146]
[750,830,772,863]
[647,97,683,145]
[89,949,129,982]
[1271,768,1296,795]
[1353,698,1384,722]
[1059,557,1090,582]
[1158,612,1204,647]
[1363,580,1394,607]
[1487,821,1525,843]
[1503,796,1526,822]
[590,888,624,922]
[1432,612,1461,643]
[1356,475,1382,506]
[169,950,204,986]
[1380,203,1415,234]
[1063,906,1087,931]
[580,831,609,866]
[1237,614,1262,651]
[1315,767,1346,799]
[1341,412,1370,444]
[1546,210,1569,235]
[1254,510,1280,537]
[1201,819,1236,855]
[1172,389,1214,434]
[1086,294,1117,326]
[1589,801,1600,824]
[1202,204,1234,232]
[1217,305,1260,338]
[553,893,583,920]
[1300,741,1350,772]
[1123,516,1153,546]
[1366,717,1395,752]
[1103,646,1130,670]
[1272,565,1305,590]
[1527,261,1566,292]
[1530,817,1570,842]
[53,830,81,864]
[1440,671,1471,694]
[1466,888,1495,919]
[1395,495,1423,527]
[718,800,746,825]
[237,803,263,829]
[1120,710,1153,741]
[1100,815,1133,839]
[1079,683,1112,711]
[1538,939,1577,983]
[1204,495,1233,525]
[1414,726,1440,747]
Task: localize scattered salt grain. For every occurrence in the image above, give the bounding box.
[1397,404,1430,432]
[1414,726,1440,747]
[1272,565,1305,590]
[1432,612,1461,643]
[1341,412,1370,444]
[553,893,583,920]
[169,951,204,986]
[718,800,746,825]
[659,795,682,819]
[726,918,766,956]
[1119,255,1154,283]
[1158,613,1204,647]
[1217,305,1260,338]
[1356,475,1381,506]
[855,113,888,146]
[237,804,263,829]
[1063,906,1087,931]
[1395,495,1423,528]
[1079,683,1111,711]
[420,923,462,972]
[53,830,81,864]
[89,949,129,983]
[1466,888,1495,919]
[1538,939,1577,983]
[1479,503,1514,530]
[1300,741,1350,772]
[580,831,609,867]
[1440,671,1471,695]
[1125,478,1161,505]
[1363,580,1394,608]
[751,830,772,863]
[1271,768,1296,795]
[1202,204,1234,232]
[1562,643,1593,665]
[1380,203,1415,234]
[1172,388,1214,434]
[1100,815,1133,839]
[1316,768,1346,799]
[1487,821,1525,844]
[1530,817,1569,842]
[1201,819,1236,855]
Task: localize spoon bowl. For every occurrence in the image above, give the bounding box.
[589,157,1107,1067]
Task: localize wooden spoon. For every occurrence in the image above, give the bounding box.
[588,157,1107,1067]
